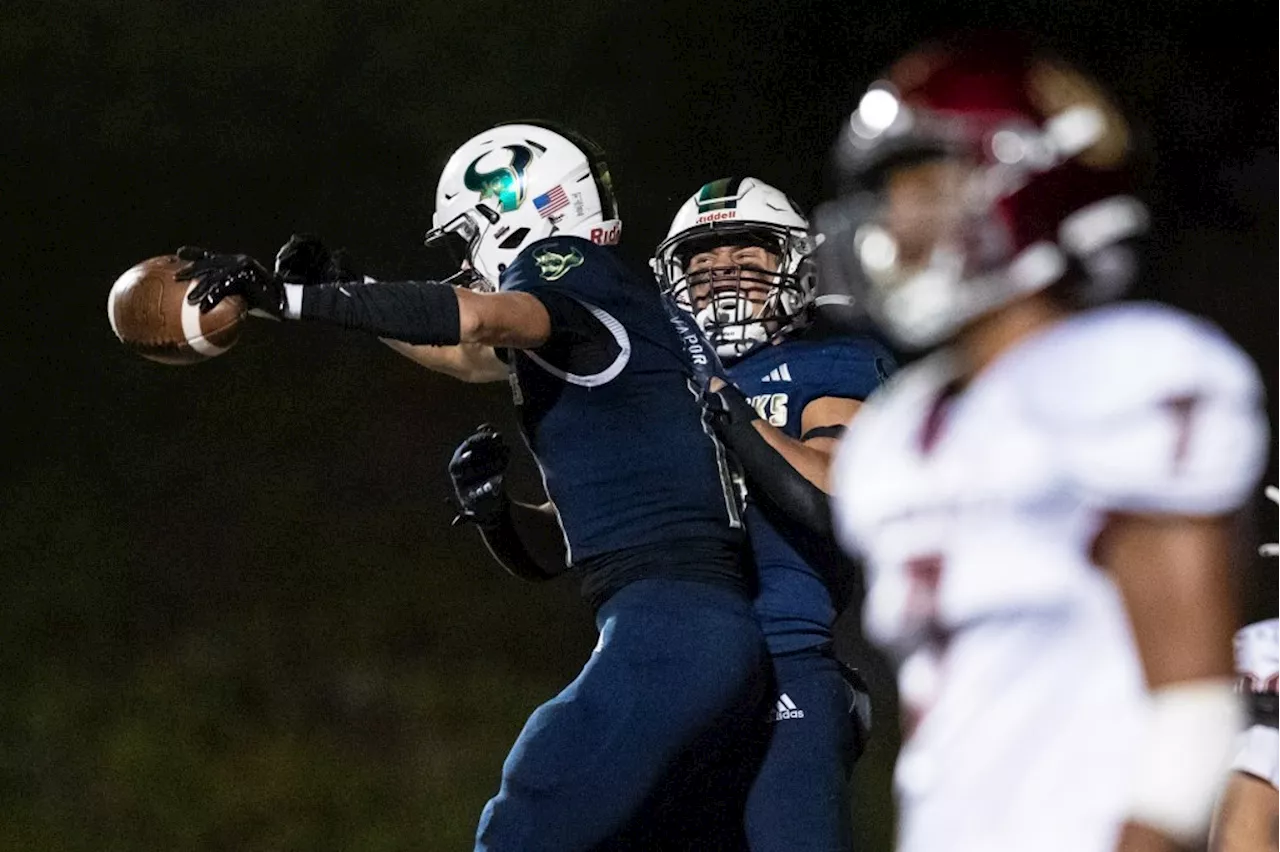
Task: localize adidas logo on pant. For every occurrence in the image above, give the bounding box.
[769,693,804,721]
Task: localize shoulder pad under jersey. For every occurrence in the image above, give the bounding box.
[1014,302,1267,515]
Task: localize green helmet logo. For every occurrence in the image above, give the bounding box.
[696,177,745,211]
[464,145,534,213]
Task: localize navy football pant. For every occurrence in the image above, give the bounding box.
[474,578,768,852]
[745,647,858,852]
[606,646,860,851]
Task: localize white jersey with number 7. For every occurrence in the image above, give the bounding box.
[831,301,1268,852]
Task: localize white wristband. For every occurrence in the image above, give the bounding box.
[1127,679,1243,844]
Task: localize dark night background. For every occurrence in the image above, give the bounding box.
[1,1,1275,849]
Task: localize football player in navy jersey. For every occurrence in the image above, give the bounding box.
[650,177,895,851]
[174,123,769,852]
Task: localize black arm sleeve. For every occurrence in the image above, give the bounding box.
[474,500,570,582]
[300,280,462,345]
[708,384,833,540]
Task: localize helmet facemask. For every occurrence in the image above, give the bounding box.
[833,152,1060,349]
[656,225,816,361]
[423,205,494,290]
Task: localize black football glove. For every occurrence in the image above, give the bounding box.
[700,381,760,432]
[448,424,511,527]
[274,233,364,285]
[177,246,285,318]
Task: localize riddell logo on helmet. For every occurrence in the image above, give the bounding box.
[696,210,737,224]
[590,223,621,245]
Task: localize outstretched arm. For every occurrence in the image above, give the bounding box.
[382,340,508,383]
[290,281,553,349]
[176,250,555,351]
[270,236,511,383]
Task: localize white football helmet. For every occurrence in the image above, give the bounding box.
[653,177,817,360]
[426,122,622,290]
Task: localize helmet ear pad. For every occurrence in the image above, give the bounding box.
[678,232,815,360]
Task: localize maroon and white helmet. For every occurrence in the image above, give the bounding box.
[816,33,1149,348]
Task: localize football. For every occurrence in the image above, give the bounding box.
[107,255,247,365]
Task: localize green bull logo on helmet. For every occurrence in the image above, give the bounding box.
[464,145,534,213]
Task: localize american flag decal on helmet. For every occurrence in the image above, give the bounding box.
[533,185,570,218]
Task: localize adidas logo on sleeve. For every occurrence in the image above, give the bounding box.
[769,693,805,721]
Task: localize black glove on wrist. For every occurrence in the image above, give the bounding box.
[702,379,835,542]
[177,246,286,318]
[274,233,364,285]
[702,381,761,435]
[448,424,512,527]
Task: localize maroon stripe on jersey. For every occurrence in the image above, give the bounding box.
[919,381,963,455]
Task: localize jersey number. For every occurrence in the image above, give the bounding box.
[904,553,945,625]
[1162,393,1201,474]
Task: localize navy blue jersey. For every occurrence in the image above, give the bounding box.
[726,334,895,653]
[499,236,744,579]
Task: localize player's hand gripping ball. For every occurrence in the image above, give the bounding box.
[106,252,248,365]
[178,247,284,318]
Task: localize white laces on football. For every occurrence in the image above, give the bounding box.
[1260,485,1279,557]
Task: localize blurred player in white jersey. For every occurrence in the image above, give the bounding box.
[1211,617,1278,852]
[816,32,1271,852]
